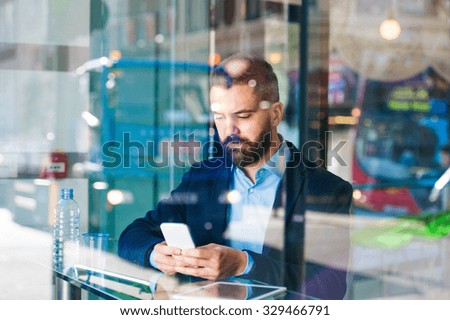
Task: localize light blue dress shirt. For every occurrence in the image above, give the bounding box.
[226,141,288,274]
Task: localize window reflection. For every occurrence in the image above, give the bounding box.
[0,0,449,301]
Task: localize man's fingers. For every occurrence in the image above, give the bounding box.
[180,248,204,258]
[156,256,197,275]
[156,252,198,269]
[172,255,210,268]
[154,241,200,274]
[178,244,224,269]
[155,242,182,255]
[153,251,176,267]
[181,245,216,259]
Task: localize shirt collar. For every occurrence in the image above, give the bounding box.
[261,139,289,179]
[232,135,289,180]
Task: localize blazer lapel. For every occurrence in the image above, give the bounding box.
[209,160,232,242]
[281,142,307,223]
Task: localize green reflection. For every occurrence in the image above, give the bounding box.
[351,211,450,249]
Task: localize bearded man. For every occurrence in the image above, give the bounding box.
[118,53,353,299]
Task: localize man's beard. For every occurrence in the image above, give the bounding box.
[222,127,274,167]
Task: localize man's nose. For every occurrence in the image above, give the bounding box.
[224,118,239,137]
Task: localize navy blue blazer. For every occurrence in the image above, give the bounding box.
[118,142,353,299]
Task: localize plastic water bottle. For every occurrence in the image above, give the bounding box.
[52,188,80,270]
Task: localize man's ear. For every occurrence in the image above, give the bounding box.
[271,102,284,126]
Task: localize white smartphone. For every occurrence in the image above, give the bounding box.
[160,222,196,249]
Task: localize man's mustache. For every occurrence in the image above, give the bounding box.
[222,134,242,147]
[222,135,261,151]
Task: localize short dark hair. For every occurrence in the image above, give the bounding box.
[211,52,280,102]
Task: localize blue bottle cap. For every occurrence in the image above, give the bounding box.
[61,188,74,199]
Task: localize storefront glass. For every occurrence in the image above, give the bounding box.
[0,0,449,300]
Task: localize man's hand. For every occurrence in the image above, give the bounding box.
[172,243,248,280]
[153,241,182,276]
